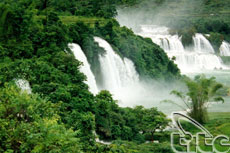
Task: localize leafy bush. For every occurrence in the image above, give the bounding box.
[207,32,224,53]
[0,84,81,152]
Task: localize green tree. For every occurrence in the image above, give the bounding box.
[0,4,12,40]
[95,90,116,140]
[142,108,169,142]
[75,0,117,18]
[207,32,224,53]
[0,83,81,152]
[164,75,224,123]
[0,53,96,151]
[0,2,35,59]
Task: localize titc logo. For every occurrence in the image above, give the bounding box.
[170,113,230,153]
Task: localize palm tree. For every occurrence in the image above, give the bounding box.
[164,75,224,124]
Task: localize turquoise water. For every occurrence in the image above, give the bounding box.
[186,70,230,86]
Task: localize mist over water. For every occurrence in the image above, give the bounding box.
[115,1,230,113]
[68,31,230,114]
[93,37,186,114]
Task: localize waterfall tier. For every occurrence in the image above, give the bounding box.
[193,33,215,53]
[15,79,32,94]
[94,37,139,95]
[220,41,230,56]
[69,43,99,94]
[138,25,226,73]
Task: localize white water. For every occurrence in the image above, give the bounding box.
[15,79,32,94]
[69,43,98,94]
[140,25,185,53]
[138,25,226,73]
[193,33,215,53]
[66,34,229,114]
[220,41,230,56]
[94,37,139,99]
[93,37,182,112]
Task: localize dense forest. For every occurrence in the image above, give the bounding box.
[0,0,181,152]
[0,0,230,152]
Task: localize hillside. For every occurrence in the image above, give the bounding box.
[0,0,230,152]
[0,1,181,152]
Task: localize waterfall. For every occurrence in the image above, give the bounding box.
[160,35,184,52]
[69,43,98,94]
[15,79,32,94]
[193,33,215,53]
[138,25,226,73]
[93,37,139,95]
[220,41,230,56]
[140,25,184,53]
[167,52,223,72]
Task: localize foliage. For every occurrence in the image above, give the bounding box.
[207,32,224,53]
[178,27,196,47]
[0,5,97,150]
[142,108,169,141]
[75,0,117,18]
[0,0,183,151]
[95,92,169,142]
[104,141,183,153]
[0,54,97,150]
[164,75,225,123]
[33,0,117,18]
[0,2,34,42]
[0,84,81,152]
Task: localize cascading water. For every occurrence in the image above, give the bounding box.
[115,14,230,114]
[15,79,32,94]
[138,25,226,73]
[93,37,139,97]
[220,41,230,56]
[69,43,98,94]
[68,38,175,111]
[193,33,215,53]
[141,25,184,53]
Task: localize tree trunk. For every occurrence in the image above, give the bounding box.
[151,132,154,143]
